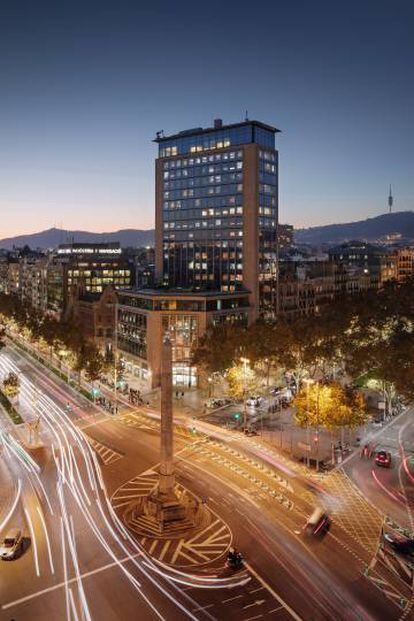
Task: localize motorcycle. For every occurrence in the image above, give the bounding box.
[226,549,244,570]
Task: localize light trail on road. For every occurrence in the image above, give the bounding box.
[37,504,55,575]
[0,351,249,621]
[0,477,21,531]
[24,507,40,577]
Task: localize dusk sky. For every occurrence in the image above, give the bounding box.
[1,0,413,238]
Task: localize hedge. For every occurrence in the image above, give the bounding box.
[0,389,24,425]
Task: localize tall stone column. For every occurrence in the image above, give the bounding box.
[158,335,175,497]
[128,336,197,534]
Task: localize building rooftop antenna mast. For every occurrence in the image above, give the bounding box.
[388,184,393,213]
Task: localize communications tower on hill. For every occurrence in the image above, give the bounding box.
[388,185,393,213]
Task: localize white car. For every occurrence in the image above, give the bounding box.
[246,396,264,408]
[0,529,22,560]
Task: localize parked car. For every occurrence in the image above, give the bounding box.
[0,529,22,560]
[375,450,392,468]
[384,532,414,556]
[242,427,258,436]
[270,387,293,401]
[205,397,232,409]
[246,396,264,408]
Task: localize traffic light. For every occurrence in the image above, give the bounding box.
[234,412,241,420]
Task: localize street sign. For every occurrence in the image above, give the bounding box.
[378,401,386,410]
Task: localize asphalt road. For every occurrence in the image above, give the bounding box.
[0,346,224,621]
[343,410,414,532]
[0,344,409,620]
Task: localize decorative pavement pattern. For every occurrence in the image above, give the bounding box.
[316,470,383,555]
[111,468,232,567]
[86,436,124,466]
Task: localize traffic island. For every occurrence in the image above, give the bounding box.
[116,472,232,567]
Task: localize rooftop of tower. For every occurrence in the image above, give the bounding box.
[154,118,281,143]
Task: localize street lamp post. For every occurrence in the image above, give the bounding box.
[240,357,250,431]
[58,349,70,384]
[113,299,118,413]
[303,378,314,468]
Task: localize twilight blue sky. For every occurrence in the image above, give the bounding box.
[1,0,413,237]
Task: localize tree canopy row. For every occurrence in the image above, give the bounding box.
[0,293,109,383]
[192,278,414,403]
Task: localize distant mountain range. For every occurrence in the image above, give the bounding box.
[0,227,155,250]
[2,211,414,251]
[295,211,414,245]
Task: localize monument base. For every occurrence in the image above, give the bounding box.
[126,486,200,537]
[147,491,187,523]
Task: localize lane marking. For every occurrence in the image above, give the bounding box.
[192,604,214,612]
[222,594,244,603]
[36,505,55,575]
[245,563,302,621]
[24,507,40,578]
[243,599,266,609]
[60,517,71,621]
[2,551,141,610]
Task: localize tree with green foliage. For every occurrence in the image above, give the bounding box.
[84,348,108,384]
[191,323,248,379]
[294,381,367,431]
[226,361,261,402]
[2,372,20,400]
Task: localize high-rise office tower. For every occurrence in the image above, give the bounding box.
[154,118,280,318]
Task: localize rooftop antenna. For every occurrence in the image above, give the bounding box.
[244,110,249,121]
[388,184,393,213]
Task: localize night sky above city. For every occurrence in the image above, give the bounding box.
[1,0,413,237]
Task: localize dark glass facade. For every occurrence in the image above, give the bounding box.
[156,120,279,307]
[162,148,244,291]
[258,149,279,316]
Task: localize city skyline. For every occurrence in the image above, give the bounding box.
[1,0,413,238]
